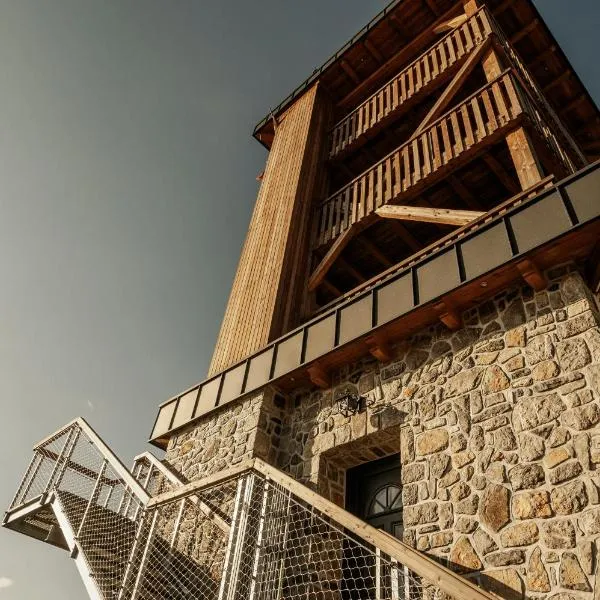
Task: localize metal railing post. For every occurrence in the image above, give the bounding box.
[46,426,79,494]
[248,478,270,600]
[170,498,186,549]
[76,459,108,538]
[8,453,43,509]
[128,510,159,600]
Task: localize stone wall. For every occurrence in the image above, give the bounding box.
[165,266,600,599]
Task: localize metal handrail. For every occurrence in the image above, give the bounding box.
[148,457,498,600]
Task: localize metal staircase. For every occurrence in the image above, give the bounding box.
[3,418,498,600]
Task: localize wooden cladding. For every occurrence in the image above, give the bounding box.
[208,84,327,376]
[150,162,600,447]
[316,71,525,248]
[328,7,493,160]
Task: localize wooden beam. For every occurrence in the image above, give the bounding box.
[411,38,491,138]
[340,59,360,84]
[388,14,408,44]
[388,220,422,252]
[510,19,539,45]
[309,226,358,292]
[543,69,572,94]
[376,204,484,226]
[365,334,394,363]
[321,278,342,298]
[425,0,441,17]
[493,0,515,15]
[307,364,331,389]
[483,154,519,195]
[434,301,463,331]
[448,175,483,211]
[517,258,548,291]
[433,13,468,34]
[338,3,464,108]
[337,256,366,284]
[477,26,544,192]
[364,39,384,64]
[358,236,393,268]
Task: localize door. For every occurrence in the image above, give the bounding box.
[342,454,404,599]
[346,453,403,538]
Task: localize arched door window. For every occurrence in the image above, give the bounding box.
[367,484,402,517]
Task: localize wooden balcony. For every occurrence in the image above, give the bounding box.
[328,7,494,161]
[315,70,574,249]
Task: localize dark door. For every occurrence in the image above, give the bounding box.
[341,454,404,600]
[346,453,403,539]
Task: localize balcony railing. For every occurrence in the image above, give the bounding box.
[317,70,527,247]
[328,6,493,160]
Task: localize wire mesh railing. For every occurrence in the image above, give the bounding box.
[5,419,497,600]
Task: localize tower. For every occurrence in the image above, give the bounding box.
[5,1,600,598]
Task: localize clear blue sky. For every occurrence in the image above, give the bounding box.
[0,1,598,597]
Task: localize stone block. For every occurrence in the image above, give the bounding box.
[542,519,576,549]
[499,521,539,547]
[559,552,591,591]
[512,490,552,519]
[508,463,545,490]
[415,429,448,455]
[448,536,482,572]
[479,484,510,532]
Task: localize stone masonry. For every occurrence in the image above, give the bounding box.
[165,265,600,600]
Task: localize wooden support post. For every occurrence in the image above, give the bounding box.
[465,0,544,192]
[307,364,331,389]
[517,258,548,291]
[365,334,394,363]
[434,301,463,331]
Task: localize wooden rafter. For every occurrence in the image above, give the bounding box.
[447,175,483,211]
[543,69,572,94]
[309,225,358,292]
[338,3,464,108]
[510,19,539,45]
[321,278,342,297]
[388,14,408,44]
[357,236,393,268]
[484,154,519,194]
[517,258,547,291]
[340,60,360,84]
[376,204,484,226]
[410,38,491,139]
[364,40,384,64]
[433,14,468,34]
[337,256,366,283]
[388,221,422,252]
[424,0,440,17]
[493,0,515,15]
[530,46,557,71]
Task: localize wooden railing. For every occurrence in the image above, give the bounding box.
[328,7,493,160]
[316,70,525,247]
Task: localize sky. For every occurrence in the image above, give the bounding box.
[0,1,598,598]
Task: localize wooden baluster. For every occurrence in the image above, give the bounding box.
[421,132,432,177]
[470,13,483,43]
[319,203,328,245]
[374,163,384,208]
[503,75,524,119]
[438,41,448,72]
[431,125,442,170]
[491,80,510,125]
[385,84,392,116]
[407,68,415,99]
[342,188,351,233]
[378,91,385,120]
[371,97,378,127]
[326,197,336,242]
[461,104,475,149]
[440,118,453,164]
[446,35,457,65]
[481,88,497,132]
[450,110,464,154]
[364,102,370,134]
[400,72,407,102]
[461,22,474,51]
[367,169,375,215]
[402,146,411,190]
[384,157,393,203]
[415,61,422,92]
[392,152,401,196]
[430,45,440,78]
[392,78,399,110]
[471,97,486,141]
[454,27,465,58]
[423,55,431,86]
[351,180,360,224]
[330,129,337,159]
[412,138,421,184]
